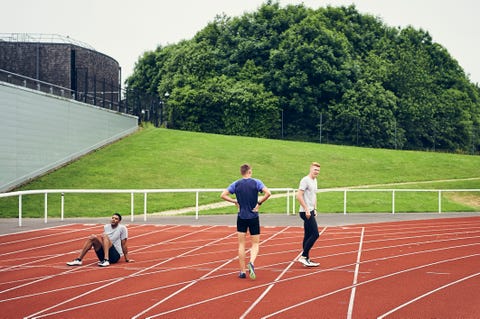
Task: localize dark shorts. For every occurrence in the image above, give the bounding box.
[237,216,260,235]
[95,245,121,263]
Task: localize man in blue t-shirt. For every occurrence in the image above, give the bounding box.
[221,164,271,279]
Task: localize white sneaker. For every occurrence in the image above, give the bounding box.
[298,256,320,267]
[66,259,82,266]
[306,258,320,267]
[98,259,110,267]
[298,256,310,266]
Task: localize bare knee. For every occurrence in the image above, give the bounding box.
[87,234,101,249]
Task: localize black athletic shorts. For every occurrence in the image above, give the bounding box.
[95,245,121,263]
[237,216,260,235]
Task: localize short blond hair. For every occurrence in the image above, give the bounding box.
[311,162,320,168]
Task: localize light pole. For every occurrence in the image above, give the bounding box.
[163,92,170,128]
[319,112,323,143]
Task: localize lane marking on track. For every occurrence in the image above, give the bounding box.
[143,226,295,319]
[0,224,175,297]
[377,271,480,319]
[23,225,219,319]
[0,254,85,296]
[78,243,480,319]
[260,253,480,319]
[239,226,313,319]
[425,271,450,275]
[0,224,101,246]
[5,221,479,318]
[0,225,100,258]
[131,230,238,319]
[0,224,145,265]
[0,224,86,238]
[0,225,245,303]
[347,227,364,319]
[15,233,480,318]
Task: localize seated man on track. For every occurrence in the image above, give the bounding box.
[66,213,133,267]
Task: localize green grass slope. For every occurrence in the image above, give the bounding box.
[1,126,479,217]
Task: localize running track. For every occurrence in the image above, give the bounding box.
[0,216,479,318]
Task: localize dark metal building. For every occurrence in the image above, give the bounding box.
[0,33,121,107]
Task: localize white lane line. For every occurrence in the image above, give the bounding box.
[260,253,480,319]
[0,225,235,303]
[129,233,480,318]
[144,226,296,319]
[0,225,99,246]
[426,271,450,275]
[97,245,480,319]
[239,226,298,319]
[0,226,101,258]
[23,225,219,319]
[377,271,480,319]
[11,222,480,318]
[1,257,243,304]
[0,224,85,238]
[131,230,238,319]
[22,241,480,318]
[347,227,364,319]
[0,225,176,296]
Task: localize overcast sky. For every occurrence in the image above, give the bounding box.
[1,0,478,84]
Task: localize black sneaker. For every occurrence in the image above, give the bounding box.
[238,272,246,279]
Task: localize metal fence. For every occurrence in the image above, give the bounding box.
[1,188,479,227]
[0,188,295,226]
[0,68,163,125]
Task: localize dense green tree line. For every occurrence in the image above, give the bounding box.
[126,1,480,153]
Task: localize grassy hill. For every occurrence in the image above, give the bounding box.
[1,126,479,218]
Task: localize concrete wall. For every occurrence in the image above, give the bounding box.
[0,82,138,192]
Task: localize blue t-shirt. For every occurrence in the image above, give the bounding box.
[227,178,265,219]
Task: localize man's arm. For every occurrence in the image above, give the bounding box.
[220,189,238,205]
[121,238,132,262]
[296,189,311,218]
[258,187,271,205]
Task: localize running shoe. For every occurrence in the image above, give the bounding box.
[306,258,320,267]
[248,262,256,280]
[98,259,110,267]
[238,272,246,279]
[298,256,320,267]
[298,256,309,266]
[66,258,82,266]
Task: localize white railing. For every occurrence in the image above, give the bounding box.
[1,188,479,227]
[325,188,480,215]
[0,188,295,226]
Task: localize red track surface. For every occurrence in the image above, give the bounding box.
[1,217,479,318]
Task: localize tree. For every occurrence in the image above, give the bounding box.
[126,2,480,153]
[328,80,401,148]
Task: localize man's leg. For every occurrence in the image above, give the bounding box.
[249,234,260,265]
[237,232,247,273]
[300,211,311,257]
[303,215,319,258]
[101,233,112,261]
[68,235,102,265]
[79,235,102,259]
